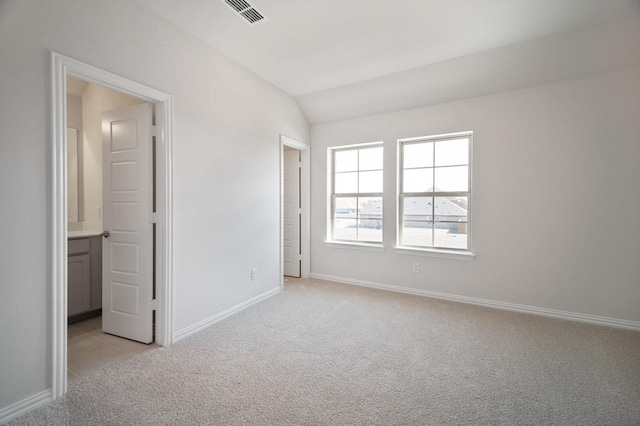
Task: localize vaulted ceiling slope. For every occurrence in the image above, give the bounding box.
[136,0,640,123]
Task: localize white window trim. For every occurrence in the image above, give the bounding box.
[326,141,384,247]
[324,240,385,252]
[393,246,475,261]
[396,131,474,259]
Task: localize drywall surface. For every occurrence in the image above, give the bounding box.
[66,93,82,130]
[311,66,640,323]
[0,0,308,411]
[298,13,640,124]
[66,93,83,222]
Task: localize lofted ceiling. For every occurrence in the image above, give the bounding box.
[135,0,640,123]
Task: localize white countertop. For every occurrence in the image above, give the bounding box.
[68,230,102,239]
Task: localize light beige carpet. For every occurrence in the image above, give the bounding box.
[11,278,640,425]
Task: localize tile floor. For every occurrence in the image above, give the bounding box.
[67,315,156,383]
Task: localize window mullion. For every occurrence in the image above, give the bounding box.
[431,142,436,247]
[331,194,336,241]
[356,150,360,240]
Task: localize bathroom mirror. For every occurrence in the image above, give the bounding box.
[67,127,79,222]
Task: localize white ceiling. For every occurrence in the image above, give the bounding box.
[135,0,640,123]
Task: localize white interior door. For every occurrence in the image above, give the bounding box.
[283,149,301,277]
[102,103,153,344]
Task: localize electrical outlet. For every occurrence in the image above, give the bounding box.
[251,268,257,281]
[412,263,420,273]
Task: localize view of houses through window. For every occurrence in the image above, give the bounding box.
[399,134,471,250]
[328,133,471,251]
[331,144,383,243]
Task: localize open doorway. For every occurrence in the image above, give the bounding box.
[51,52,173,399]
[66,76,156,381]
[283,145,301,278]
[280,136,310,287]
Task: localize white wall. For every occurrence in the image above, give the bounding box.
[66,93,82,130]
[81,83,144,228]
[66,93,83,224]
[0,0,308,412]
[310,66,640,324]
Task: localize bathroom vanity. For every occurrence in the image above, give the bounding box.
[68,232,102,322]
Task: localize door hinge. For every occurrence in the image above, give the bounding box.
[151,125,158,137]
[150,299,159,311]
[150,212,158,223]
[298,254,303,261]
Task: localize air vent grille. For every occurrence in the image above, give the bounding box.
[222,0,267,25]
[241,8,264,24]
[226,0,250,13]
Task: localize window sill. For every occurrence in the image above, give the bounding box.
[394,246,475,261]
[324,241,385,252]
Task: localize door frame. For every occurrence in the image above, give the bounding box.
[50,52,174,399]
[280,135,310,288]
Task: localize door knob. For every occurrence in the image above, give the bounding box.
[100,230,111,238]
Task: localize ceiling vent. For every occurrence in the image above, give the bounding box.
[222,0,267,25]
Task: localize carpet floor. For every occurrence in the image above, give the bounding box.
[10,278,640,425]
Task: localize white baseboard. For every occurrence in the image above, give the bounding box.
[310,273,640,332]
[172,287,281,342]
[0,389,51,425]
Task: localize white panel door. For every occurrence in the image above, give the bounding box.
[283,149,301,277]
[102,103,153,344]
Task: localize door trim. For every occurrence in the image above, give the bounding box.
[280,135,310,289]
[50,52,174,399]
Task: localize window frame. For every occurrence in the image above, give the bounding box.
[326,141,384,247]
[396,132,474,257]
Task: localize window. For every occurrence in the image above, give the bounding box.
[398,133,471,251]
[329,143,383,244]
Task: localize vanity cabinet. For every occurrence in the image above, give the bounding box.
[68,236,102,318]
[68,252,90,315]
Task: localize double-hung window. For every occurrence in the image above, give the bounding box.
[398,133,471,251]
[329,143,383,244]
